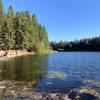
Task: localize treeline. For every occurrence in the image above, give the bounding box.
[0,0,50,53]
[50,36,100,51]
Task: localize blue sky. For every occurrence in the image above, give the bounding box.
[3,0,100,41]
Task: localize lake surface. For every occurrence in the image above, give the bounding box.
[0,52,100,93]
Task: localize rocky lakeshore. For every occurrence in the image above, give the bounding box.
[0,50,35,61]
[0,81,100,100]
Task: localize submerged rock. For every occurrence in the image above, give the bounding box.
[68,91,78,99]
[79,93,98,100]
[1,80,100,100]
[84,80,100,89]
[0,86,6,89]
[62,94,71,100]
[76,87,100,100]
[33,93,43,100]
[47,71,67,80]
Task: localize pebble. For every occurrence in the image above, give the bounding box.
[0,86,6,89]
[0,81,99,100]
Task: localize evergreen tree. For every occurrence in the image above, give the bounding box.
[0,0,50,53]
[50,36,100,51]
[5,6,15,49]
[14,12,24,50]
[0,0,5,50]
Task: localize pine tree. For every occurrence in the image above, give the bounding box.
[14,12,24,50]
[0,0,50,53]
[6,6,15,49]
[0,0,5,50]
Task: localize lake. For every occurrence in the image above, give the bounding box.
[0,52,100,93]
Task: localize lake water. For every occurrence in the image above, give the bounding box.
[0,52,100,93]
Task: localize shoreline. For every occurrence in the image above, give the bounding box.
[0,50,55,60]
[0,50,36,60]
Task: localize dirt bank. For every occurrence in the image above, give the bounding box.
[0,50,36,60]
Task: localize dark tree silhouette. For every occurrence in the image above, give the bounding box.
[50,36,100,51]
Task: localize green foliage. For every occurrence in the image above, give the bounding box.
[47,71,67,80]
[0,0,5,50]
[0,0,50,53]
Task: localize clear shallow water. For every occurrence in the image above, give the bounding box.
[0,52,100,93]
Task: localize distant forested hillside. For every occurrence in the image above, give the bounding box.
[50,36,100,51]
[0,0,50,53]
